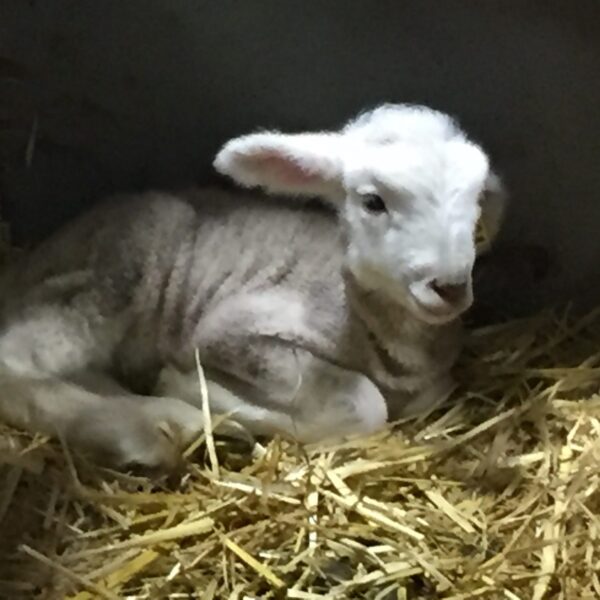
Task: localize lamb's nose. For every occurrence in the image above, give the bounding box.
[429,279,469,304]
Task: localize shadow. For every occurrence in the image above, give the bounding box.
[0,446,65,599]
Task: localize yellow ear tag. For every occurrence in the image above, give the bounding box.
[475,217,492,256]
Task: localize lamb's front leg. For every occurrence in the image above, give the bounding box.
[158,292,388,443]
[158,348,388,443]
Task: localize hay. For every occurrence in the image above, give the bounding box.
[0,308,599,599]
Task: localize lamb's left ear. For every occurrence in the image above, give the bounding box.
[213,132,345,202]
[478,171,508,250]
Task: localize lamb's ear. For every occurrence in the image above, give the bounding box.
[477,171,508,252]
[213,132,345,201]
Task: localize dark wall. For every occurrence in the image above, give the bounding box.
[0,1,599,320]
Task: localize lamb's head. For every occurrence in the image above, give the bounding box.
[214,104,506,325]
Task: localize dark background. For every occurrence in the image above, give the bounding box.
[0,1,599,322]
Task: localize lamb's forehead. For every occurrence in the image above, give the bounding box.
[344,139,489,197]
[341,104,489,195]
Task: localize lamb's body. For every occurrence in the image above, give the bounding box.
[0,189,459,457]
[0,104,503,471]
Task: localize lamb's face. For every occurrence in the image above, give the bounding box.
[341,139,489,325]
[213,103,506,327]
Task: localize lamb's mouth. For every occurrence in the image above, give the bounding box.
[408,293,471,325]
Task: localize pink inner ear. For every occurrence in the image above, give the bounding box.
[250,151,320,185]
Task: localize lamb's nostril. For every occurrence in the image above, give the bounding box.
[430,280,468,304]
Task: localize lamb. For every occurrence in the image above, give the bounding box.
[0,104,506,472]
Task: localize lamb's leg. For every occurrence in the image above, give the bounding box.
[159,289,388,443]
[0,309,204,470]
[157,350,387,443]
[177,290,390,441]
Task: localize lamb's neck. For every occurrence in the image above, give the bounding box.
[346,273,429,338]
[344,272,463,385]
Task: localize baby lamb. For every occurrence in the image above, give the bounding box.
[0,104,506,472]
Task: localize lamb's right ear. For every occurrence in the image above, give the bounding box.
[213,131,345,202]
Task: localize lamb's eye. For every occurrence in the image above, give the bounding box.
[362,194,387,214]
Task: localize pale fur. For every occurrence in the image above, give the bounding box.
[0,104,506,472]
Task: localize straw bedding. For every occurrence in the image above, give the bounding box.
[0,307,599,600]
